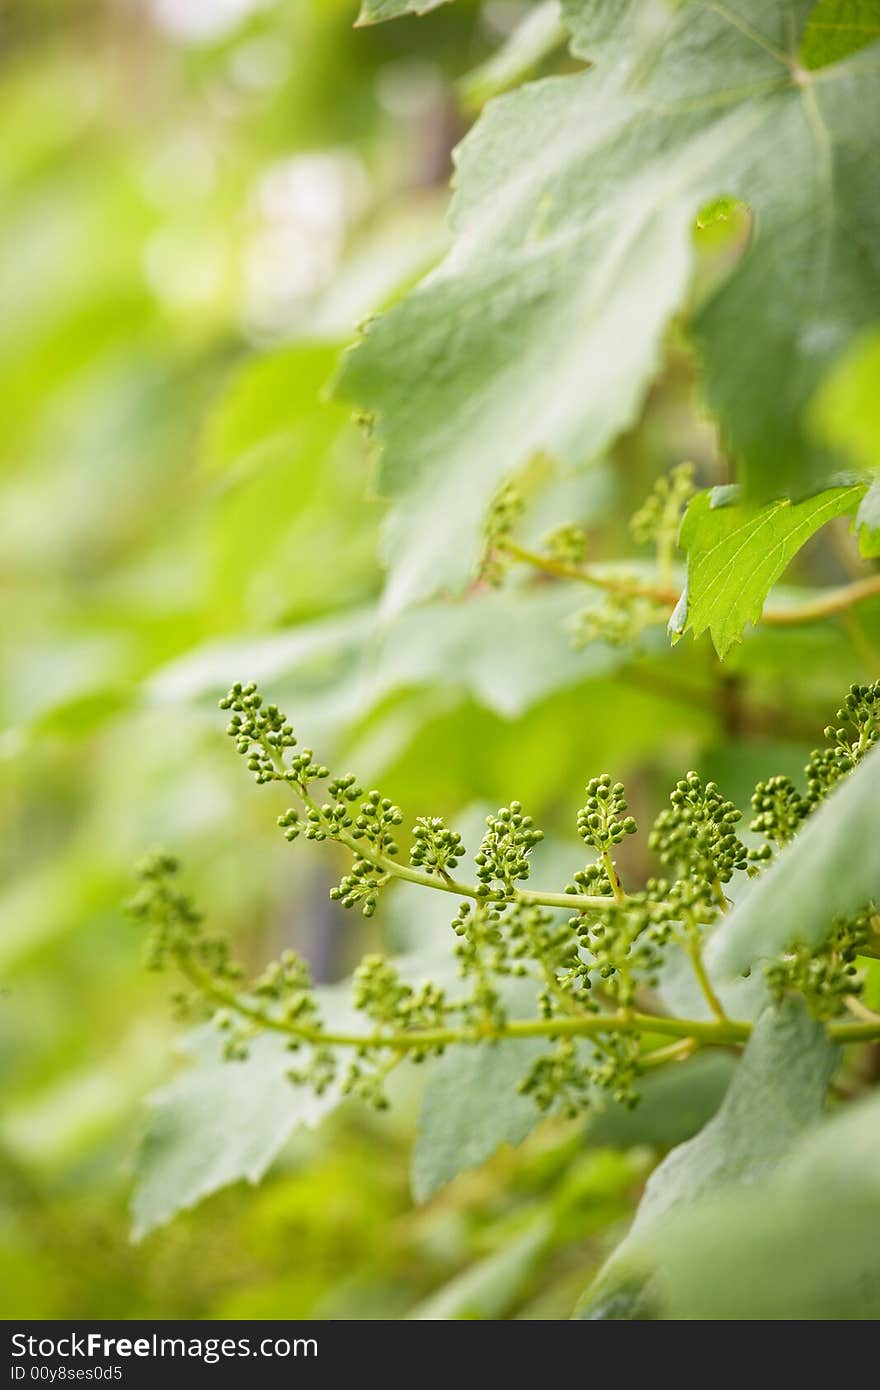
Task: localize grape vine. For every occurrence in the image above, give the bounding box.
[129,680,880,1116]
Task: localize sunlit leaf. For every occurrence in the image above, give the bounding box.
[674,483,865,657]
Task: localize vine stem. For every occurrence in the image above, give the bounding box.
[502,541,679,603]
[178,954,880,1054]
[502,540,880,627]
[686,933,727,1022]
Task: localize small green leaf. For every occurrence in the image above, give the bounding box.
[707,742,880,979]
[131,1030,342,1239]
[675,484,864,657]
[577,999,836,1317]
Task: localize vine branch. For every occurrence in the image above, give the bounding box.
[501,539,880,628]
[177,948,880,1054]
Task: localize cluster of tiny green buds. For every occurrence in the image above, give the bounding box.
[519,1038,593,1114]
[577,776,637,854]
[822,681,880,765]
[543,522,588,565]
[126,853,242,1016]
[352,954,449,1039]
[252,950,322,1031]
[288,749,331,791]
[277,808,301,841]
[572,894,668,1004]
[220,683,297,784]
[328,773,363,802]
[799,681,880,808]
[588,1032,642,1108]
[351,790,404,855]
[565,863,612,902]
[410,816,466,876]
[126,852,202,968]
[330,858,385,917]
[506,905,586,1010]
[304,800,352,841]
[450,901,508,1026]
[478,481,524,585]
[474,802,543,899]
[570,592,668,650]
[650,773,747,889]
[766,907,872,1019]
[749,775,808,850]
[629,462,695,551]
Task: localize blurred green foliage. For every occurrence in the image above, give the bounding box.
[2,0,878,1319]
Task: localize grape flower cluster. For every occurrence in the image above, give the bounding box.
[129,680,880,1117]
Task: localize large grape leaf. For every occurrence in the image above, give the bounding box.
[672,482,866,656]
[577,998,836,1317]
[653,1088,880,1318]
[707,741,880,980]
[131,1029,344,1239]
[336,0,880,611]
[132,950,463,1235]
[412,976,549,1202]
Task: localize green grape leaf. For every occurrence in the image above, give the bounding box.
[131,1030,343,1239]
[655,1089,880,1318]
[801,0,880,67]
[577,999,836,1318]
[673,483,865,657]
[356,0,450,24]
[336,0,880,612]
[586,1052,735,1151]
[412,1036,548,1202]
[707,742,880,980]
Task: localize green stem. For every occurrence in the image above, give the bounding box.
[179,953,880,1056]
[295,783,623,915]
[639,1037,698,1069]
[503,540,880,629]
[181,954,752,1051]
[686,933,727,1022]
[601,847,625,903]
[502,541,679,603]
[829,1019,880,1045]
